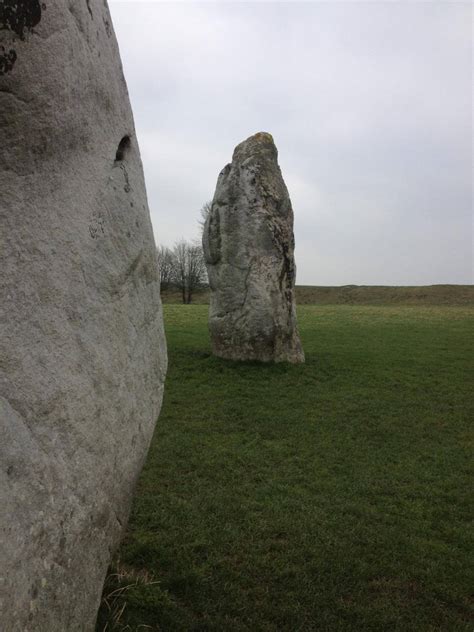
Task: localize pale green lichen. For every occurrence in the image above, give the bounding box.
[253,131,274,143]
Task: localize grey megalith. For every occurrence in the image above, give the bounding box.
[203,132,304,363]
[0,1,167,629]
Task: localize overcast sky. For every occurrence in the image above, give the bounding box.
[109,1,472,286]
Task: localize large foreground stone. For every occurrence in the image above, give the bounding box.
[0,1,167,629]
[203,132,304,363]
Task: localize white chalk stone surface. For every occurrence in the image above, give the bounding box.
[0,1,167,629]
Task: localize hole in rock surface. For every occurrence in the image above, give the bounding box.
[115,135,131,162]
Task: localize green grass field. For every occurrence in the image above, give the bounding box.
[98,304,473,632]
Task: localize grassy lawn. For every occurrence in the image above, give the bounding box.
[98,304,473,631]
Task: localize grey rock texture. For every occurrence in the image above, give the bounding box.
[203,132,304,363]
[0,1,167,630]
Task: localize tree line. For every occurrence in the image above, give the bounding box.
[156,201,213,303]
[156,202,212,304]
[156,240,208,304]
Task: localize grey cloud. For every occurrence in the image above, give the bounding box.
[110,1,472,285]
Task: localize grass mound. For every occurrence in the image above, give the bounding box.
[160,284,474,306]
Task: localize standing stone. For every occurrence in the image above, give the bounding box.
[0,2,167,630]
[203,132,304,363]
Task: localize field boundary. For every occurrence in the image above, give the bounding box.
[161,284,474,306]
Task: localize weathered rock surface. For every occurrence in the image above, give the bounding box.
[0,1,167,629]
[203,132,304,363]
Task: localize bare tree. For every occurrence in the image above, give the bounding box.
[156,245,174,291]
[172,240,188,303]
[156,199,211,301]
[172,240,207,304]
[198,200,212,233]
